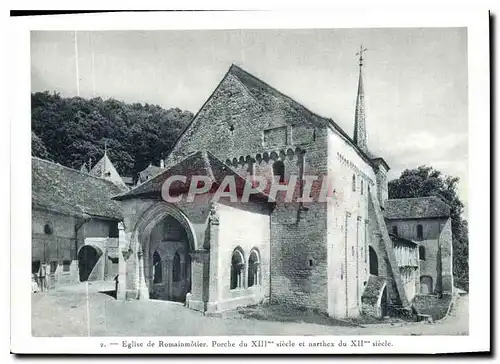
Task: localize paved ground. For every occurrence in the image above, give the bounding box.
[32,282,469,337]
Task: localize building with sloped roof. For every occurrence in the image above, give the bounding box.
[32,157,124,290]
[385,196,453,296]
[111,60,453,319]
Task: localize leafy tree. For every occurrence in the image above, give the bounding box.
[31,91,192,178]
[388,166,469,291]
[31,132,50,159]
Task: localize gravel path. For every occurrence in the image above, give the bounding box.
[32,283,468,337]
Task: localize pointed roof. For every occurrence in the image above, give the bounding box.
[114,150,271,204]
[90,153,128,191]
[137,163,166,184]
[80,163,89,174]
[32,157,123,220]
[353,46,368,152]
[168,64,380,170]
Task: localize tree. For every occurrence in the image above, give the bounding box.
[388,165,469,291]
[31,92,193,177]
[31,132,50,159]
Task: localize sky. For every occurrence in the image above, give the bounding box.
[30,28,468,217]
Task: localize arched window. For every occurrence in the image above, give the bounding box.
[417,224,423,240]
[352,174,356,191]
[419,246,426,261]
[369,246,378,276]
[172,252,181,282]
[247,249,260,287]
[392,225,398,235]
[153,251,162,283]
[273,160,285,183]
[230,249,245,290]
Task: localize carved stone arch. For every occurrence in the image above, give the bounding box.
[133,201,198,252]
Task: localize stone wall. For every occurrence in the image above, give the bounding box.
[32,208,119,289]
[386,217,453,294]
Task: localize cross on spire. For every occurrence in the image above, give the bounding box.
[356,45,368,67]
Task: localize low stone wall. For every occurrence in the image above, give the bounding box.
[412,294,452,321]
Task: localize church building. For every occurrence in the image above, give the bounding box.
[112,53,453,319]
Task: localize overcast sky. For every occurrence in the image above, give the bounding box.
[31,28,468,218]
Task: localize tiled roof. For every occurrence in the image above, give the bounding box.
[384,196,451,220]
[89,153,128,190]
[171,64,379,169]
[32,157,123,220]
[138,164,165,184]
[114,151,270,203]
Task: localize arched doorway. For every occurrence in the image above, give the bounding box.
[147,214,192,302]
[78,245,103,282]
[369,246,379,276]
[420,275,433,294]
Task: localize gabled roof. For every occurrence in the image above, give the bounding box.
[168,64,380,169]
[384,196,451,220]
[114,150,271,204]
[138,164,165,184]
[90,153,128,190]
[32,157,123,220]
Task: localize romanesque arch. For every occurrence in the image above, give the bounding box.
[129,202,198,301]
[78,244,103,282]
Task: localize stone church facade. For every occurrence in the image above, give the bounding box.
[112,61,454,319]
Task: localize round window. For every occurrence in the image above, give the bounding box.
[44,223,53,235]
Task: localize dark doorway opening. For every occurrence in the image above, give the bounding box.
[78,245,102,282]
[369,246,379,276]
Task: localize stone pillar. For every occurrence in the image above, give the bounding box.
[187,249,209,312]
[206,203,220,314]
[137,249,150,300]
[117,223,129,300]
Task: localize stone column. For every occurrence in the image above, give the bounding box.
[206,203,221,314]
[117,223,129,300]
[187,249,209,312]
[137,249,150,300]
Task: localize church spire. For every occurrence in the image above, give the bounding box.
[354,45,368,152]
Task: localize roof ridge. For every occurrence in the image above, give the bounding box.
[229,64,332,123]
[32,156,120,188]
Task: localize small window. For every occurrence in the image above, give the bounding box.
[361,180,364,195]
[153,251,162,283]
[231,249,244,290]
[32,260,41,274]
[109,223,119,238]
[417,224,423,240]
[273,161,285,184]
[392,226,398,235]
[172,252,181,282]
[419,246,426,261]
[352,174,356,191]
[44,223,53,235]
[62,260,71,272]
[248,250,260,287]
